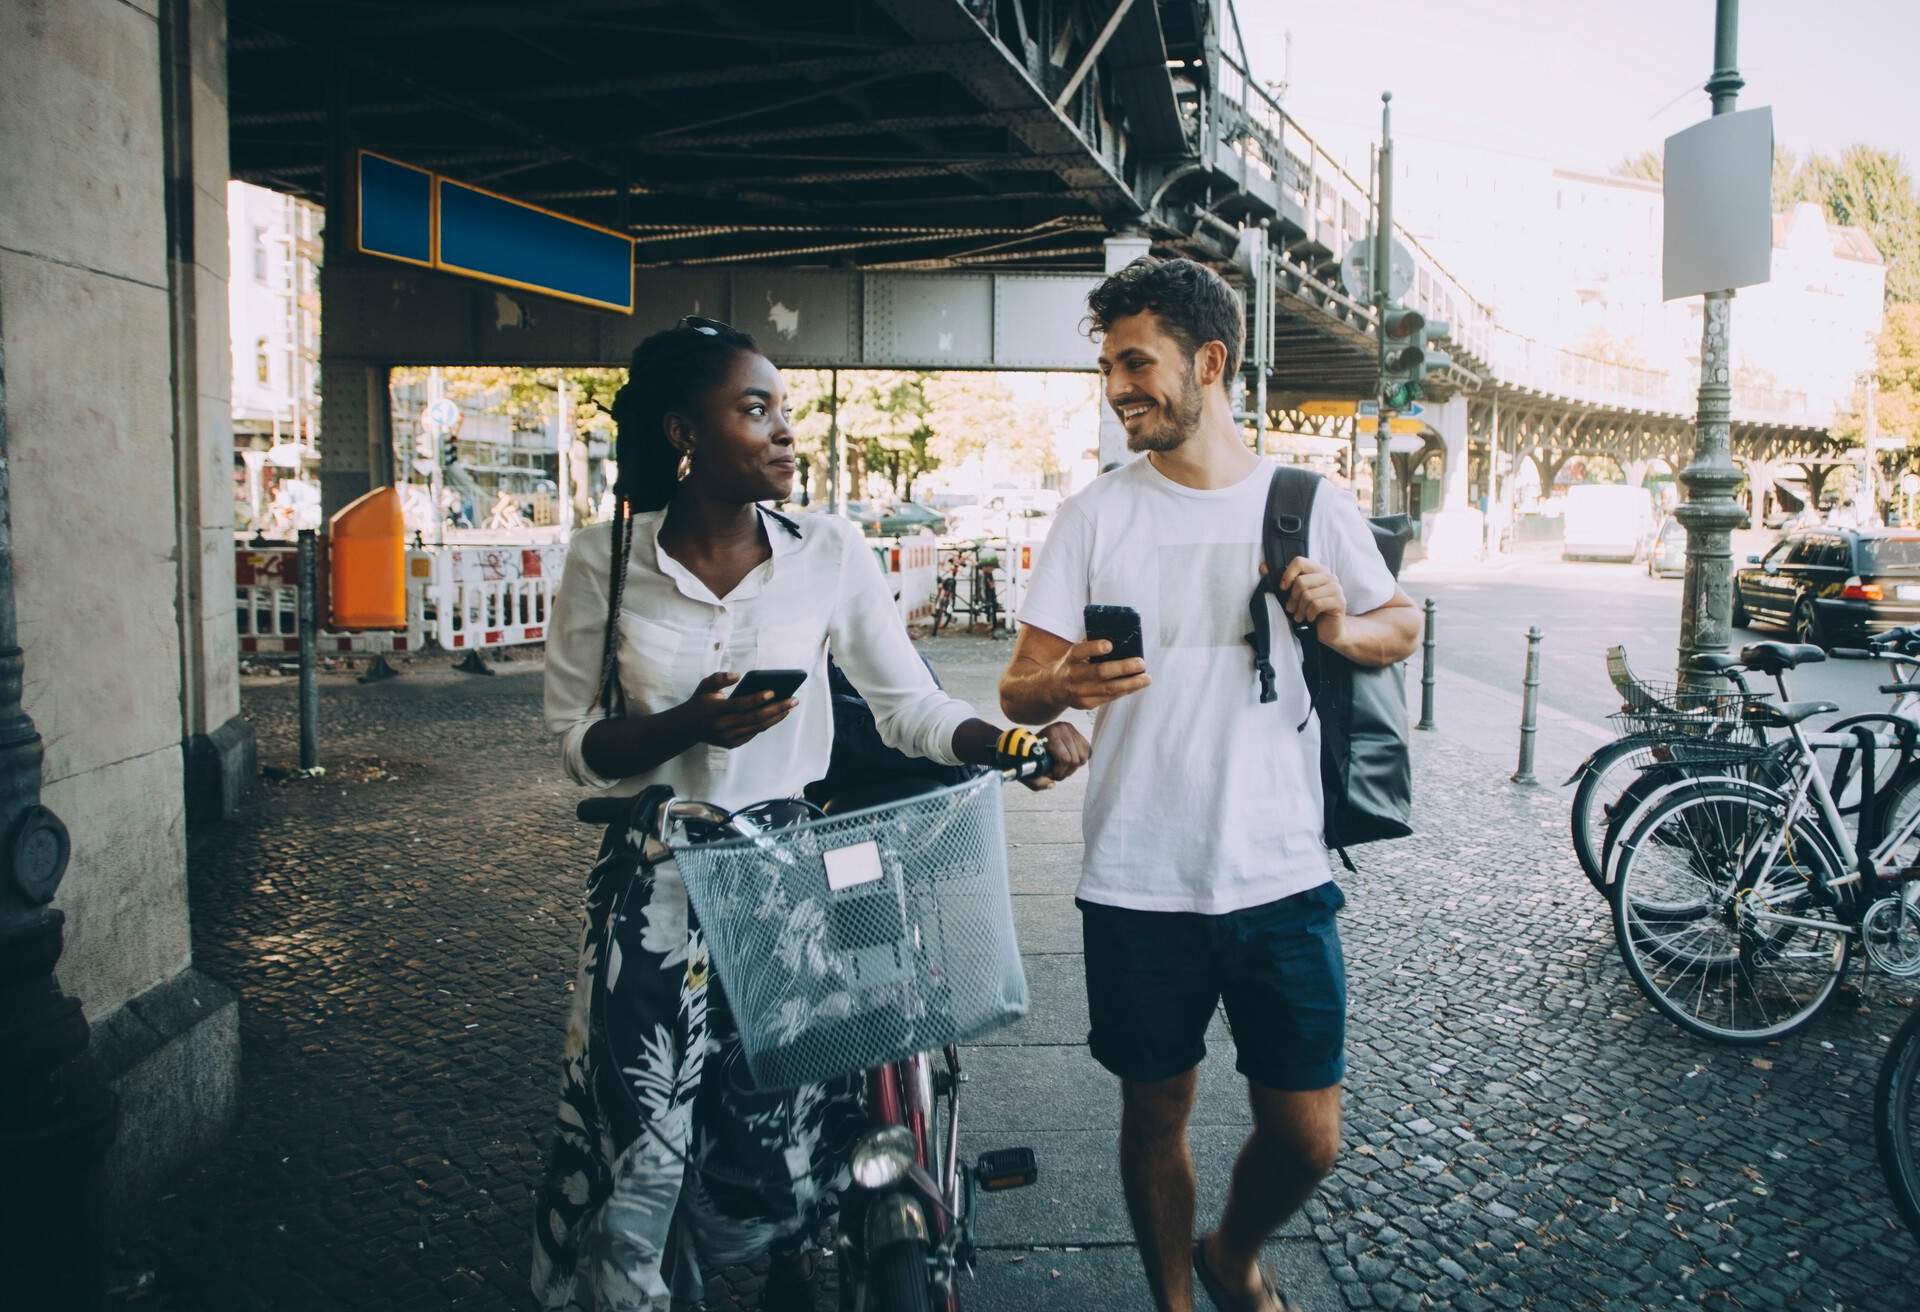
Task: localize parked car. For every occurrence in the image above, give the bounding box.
[1562,484,1656,562]
[1644,516,1687,578]
[1732,527,1920,647]
[873,500,947,537]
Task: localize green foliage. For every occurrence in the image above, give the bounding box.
[1614,149,1663,184]
[1792,145,1920,304]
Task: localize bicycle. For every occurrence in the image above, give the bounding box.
[1876,1003,1920,1242]
[1607,642,1920,1044]
[1573,631,1920,897]
[931,543,1003,636]
[576,729,1054,1311]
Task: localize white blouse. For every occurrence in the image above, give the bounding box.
[543,509,976,811]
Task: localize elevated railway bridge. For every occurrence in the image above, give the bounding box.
[228,0,1843,543]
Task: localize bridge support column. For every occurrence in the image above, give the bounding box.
[1418,395,1482,563]
[316,355,394,524]
[1094,234,1151,471]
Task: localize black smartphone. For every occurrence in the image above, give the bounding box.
[1083,604,1144,664]
[730,668,808,701]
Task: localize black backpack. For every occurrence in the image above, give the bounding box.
[1244,467,1414,862]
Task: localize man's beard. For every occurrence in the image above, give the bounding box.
[1125,371,1205,453]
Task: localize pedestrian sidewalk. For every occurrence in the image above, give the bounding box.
[105,637,1917,1311]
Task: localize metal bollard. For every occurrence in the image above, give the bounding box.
[297,529,319,772]
[1417,598,1437,731]
[1513,625,1543,785]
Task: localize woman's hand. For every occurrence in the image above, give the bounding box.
[683,671,798,749]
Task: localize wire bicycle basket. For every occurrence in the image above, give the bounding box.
[672,773,1029,1092]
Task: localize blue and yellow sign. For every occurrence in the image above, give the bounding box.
[355,150,634,314]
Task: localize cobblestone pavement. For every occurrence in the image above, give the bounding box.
[105,637,1920,1310]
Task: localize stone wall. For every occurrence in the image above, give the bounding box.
[0,0,241,1225]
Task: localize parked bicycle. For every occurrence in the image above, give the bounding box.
[1606,641,1920,1044]
[577,728,1052,1311]
[931,544,1003,636]
[1877,1003,1920,1242]
[1571,631,1920,897]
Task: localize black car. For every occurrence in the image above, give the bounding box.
[1732,527,1920,647]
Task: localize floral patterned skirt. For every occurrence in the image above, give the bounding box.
[531,821,864,1311]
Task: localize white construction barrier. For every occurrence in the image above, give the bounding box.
[235,541,564,658]
[427,544,568,650]
[869,532,939,624]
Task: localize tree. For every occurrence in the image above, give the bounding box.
[1795,145,1920,303]
[1614,149,1662,184]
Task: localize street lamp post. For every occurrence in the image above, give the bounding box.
[1675,0,1749,685]
[1373,93,1394,519]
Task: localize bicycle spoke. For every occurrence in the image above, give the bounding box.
[1614,788,1848,1043]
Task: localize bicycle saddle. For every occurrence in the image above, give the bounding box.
[1688,653,1743,673]
[1743,699,1839,728]
[1739,642,1826,674]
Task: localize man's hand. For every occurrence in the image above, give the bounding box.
[1016,720,1091,791]
[1055,639,1151,711]
[681,671,797,749]
[1265,557,1347,628]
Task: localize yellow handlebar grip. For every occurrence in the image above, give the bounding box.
[996,726,1040,759]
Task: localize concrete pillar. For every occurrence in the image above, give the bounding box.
[318,356,394,523]
[1416,394,1482,562]
[1094,234,1151,472]
[161,0,255,827]
[0,0,239,1228]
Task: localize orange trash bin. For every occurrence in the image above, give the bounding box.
[328,487,406,630]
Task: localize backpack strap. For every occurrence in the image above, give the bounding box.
[1245,466,1322,705]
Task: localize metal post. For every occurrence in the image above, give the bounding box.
[1865,375,1880,521]
[1372,92,1394,519]
[1418,598,1437,731]
[1674,0,1748,687]
[0,284,116,1311]
[555,372,574,535]
[1513,626,1543,785]
[827,368,842,516]
[297,529,320,772]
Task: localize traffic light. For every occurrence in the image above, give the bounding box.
[1378,307,1453,409]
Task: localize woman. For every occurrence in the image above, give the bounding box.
[533,317,1087,1311]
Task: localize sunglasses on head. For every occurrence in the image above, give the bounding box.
[678,314,736,337]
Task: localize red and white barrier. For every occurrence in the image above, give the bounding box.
[426,544,567,650]
[235,546,435,656]
[870,532,939,623]
[235,541,564,659]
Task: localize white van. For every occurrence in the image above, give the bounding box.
[1562,484,1656,562]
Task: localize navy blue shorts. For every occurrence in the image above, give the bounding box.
[1078,882,1347,1091]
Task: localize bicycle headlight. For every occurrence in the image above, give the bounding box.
[850,1126,916,1189]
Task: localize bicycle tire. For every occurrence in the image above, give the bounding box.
[932,579,954,635]
[865,1224,933,1312]
[1875,1005,1920,1242]
[1612,783,1853,1044]
[1571,737,1653,893]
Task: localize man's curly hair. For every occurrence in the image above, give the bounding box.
[1084,256,1244,393]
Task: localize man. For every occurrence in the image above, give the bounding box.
[1000,257,1420,1312]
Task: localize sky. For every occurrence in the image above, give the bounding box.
[1237,0,1920,181]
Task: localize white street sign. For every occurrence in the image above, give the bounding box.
[1663,106,1774,300]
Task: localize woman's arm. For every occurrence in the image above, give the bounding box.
[580,673,795,781]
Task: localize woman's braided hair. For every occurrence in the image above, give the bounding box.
[595,319,759,715]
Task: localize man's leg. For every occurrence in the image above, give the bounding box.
[1201,882,1349,1307]
[1120,1069,1201,1312]
[1200,1082,1341,1305]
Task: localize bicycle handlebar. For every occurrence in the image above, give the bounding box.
[574,729,1056,828]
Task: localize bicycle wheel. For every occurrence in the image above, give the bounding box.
[1612,784,1853,1044]
[1572,737,1656,894]
[932,578,955,634]
[1875,1006,1920,1241]
[1875,764,1920,871]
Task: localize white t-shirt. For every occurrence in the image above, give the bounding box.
[1019,457,1397,914]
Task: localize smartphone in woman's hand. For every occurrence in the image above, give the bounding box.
[729,669,808,701]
